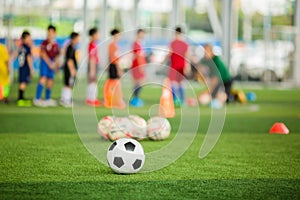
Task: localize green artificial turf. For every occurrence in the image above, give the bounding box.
[0,77,300,199]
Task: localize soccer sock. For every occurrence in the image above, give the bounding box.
[65,87,72,103]
[61,87,66,101]
[171,84,177,100]
[35,83,44,100]
[133,84,141,97]
[178,85,185,103]
[19,89,24,100]
[86,83,98,101]
[45,88,51,100]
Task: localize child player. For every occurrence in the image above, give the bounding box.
[201,44,233,103]
[86,27,102,107]
[34,25,60,107]
[108,29,122,80]
[129,29,146,107]
[104,28,125,109]
[59,32,80,107]
[164,27,189,106]
[17,31,34,107]
[0,43,10,103]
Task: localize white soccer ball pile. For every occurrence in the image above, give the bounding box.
[128,115,147,140]
[107,138,145,174]
[97,116,114,140]
[147,116,171,140]
[108,117,133,141]
[97,115,171,141]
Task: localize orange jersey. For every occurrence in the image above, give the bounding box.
[108,42,119,64]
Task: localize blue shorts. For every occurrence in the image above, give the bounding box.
[19,66,30,83]
[40,59,55,79]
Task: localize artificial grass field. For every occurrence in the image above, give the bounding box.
[0,77,300,199]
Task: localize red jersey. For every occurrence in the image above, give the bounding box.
[40,40,60,59]
[132,41,146,68]
[88,41,99,64]
[170,39,188,70]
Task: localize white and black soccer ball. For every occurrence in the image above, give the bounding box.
[97,116,114,140]
[147,117,171,140]
[107,138,145,174]
[128,115,147,140]
[107,117,133,141]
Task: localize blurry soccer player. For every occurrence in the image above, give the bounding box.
[59,32,80,107]
[86,27,102,107]
[34,25,60,107]
[201,44,233,103]
[129,29,146,107]
[164,27,189,106]
[104,28,125,109]
[0,43,10,103]
[108,29,122,79]
[17,31,34,107]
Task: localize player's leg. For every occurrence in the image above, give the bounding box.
[169,68,178,102]
[171,81,181,107]
[224,79,233,103]
[18,82,26,100]
[86,63,101,106]
[114,79,126,109]
[35,60,48,100]
[33,76,47,107]
[17,82,31,107]
[109,64,125,109]
[18,67,32,106]
[44,65,57,106]
[133,67,145,98]
[35,76,46,99]
[177,68,185,104]
[44,78,57,107]
[103,64,116,108]
[60,86,72,108]
[45,79,53,100]
[178,82,184,104]
[18,67,25,100]
[211,83,220,99]
[130,79,144,107]
[130,67,145,107]
[133,81,142,100]
[60,68,73,108]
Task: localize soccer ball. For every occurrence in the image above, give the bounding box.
[97,116,114,140]
[198,91,211,105]
[147,117,171,140]
[107,117,133,141]
[128,115,147,140]
[107,138,145,174]
[246,92,256,101]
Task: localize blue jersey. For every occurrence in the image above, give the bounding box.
[18,44,31,69]
[18,44,31,83]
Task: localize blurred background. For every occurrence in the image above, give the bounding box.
[1,0,299,85]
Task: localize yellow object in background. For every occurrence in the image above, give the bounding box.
[0,44,10,86]
[231,89,247,104]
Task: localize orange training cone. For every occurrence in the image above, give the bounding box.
[158,78,175,118]
[103,79,126,109]
[269,122,289,134]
